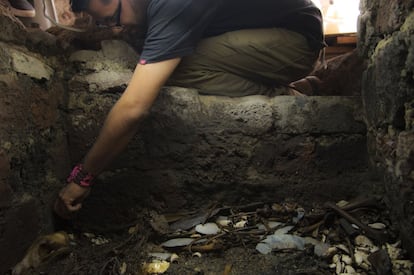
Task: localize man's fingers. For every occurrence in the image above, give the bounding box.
[64,200,82,212]
[54,199,71,219]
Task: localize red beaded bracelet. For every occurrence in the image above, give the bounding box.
[67,164,95,187]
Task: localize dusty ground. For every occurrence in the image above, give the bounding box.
[24,213,333,275]
[13,188,411,275]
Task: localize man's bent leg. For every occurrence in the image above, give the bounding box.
[168,28,319,97]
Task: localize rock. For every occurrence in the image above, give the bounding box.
[0,43,54,80]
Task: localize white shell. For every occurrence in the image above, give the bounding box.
[119,262,127,274]
[335,244,350,254]
[234,220,248,228]
[268,221,283,228]
[345,264,356,273]
[354,250,366,266]
[392,260,414,272]
[335,260,343,274]
[192,252,202,258]
[333,254,341,264]
[368,222,386,229]
[336,200,349,207]
[354,235,374,248]
[360,262,370,270]
[161,238,194,247]
[342,255,352,265]
[195,223,221,235]
[170,253,179,263]
[216,216,232,227]
[386,243,403,260]
[83,233,95,238]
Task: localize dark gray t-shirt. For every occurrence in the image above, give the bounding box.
[139,0,324,64]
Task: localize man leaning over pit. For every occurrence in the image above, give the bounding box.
[54,0,325,218]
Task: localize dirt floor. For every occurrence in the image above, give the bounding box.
[11,193,414,275]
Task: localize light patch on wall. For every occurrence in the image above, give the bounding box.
[312,0,360,35]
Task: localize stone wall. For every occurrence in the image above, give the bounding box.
[0,12,70,273]
[359,0,414,258]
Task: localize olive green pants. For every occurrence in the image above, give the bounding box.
[167,28,319,97]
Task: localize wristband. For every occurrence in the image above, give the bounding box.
[67,164,95,187]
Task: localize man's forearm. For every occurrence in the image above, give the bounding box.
[82,98,147,176]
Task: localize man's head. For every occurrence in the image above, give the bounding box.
[70,0,146,27]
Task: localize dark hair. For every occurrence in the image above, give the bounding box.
[70,0,90,12]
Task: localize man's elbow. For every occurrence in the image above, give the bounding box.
[126,104,151,123]
[116,100,151,125]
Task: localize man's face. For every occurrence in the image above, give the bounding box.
[88,0,122,27]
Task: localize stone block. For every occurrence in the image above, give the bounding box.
[66,88,367,198]
[0,42,54,81]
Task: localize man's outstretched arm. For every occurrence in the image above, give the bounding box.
[54,58,181,218]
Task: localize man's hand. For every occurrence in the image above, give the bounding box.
[54,182,91,219]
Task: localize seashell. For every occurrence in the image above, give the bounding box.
[368,222,386,229]
[335,244,350,254]
[391,260,414,273]
[216,216,232,227]
[370,245,380,253]
[272,203,284,212]
[354,235,374,248]
[161,238,194,248]
[336,200,349,207]
[344,265,356,273]
[128,225,139,234]
[195,223,221,235]
[142,260,170,274]
[262,234,305,251]
[91,236,110,245]
[302,237,332,258]
[351,224,360,230]
[355,246,370,253]
[386,243,403,260]
[359,262,370,271]
[190,233,202,238]
[329,263,336,269]
[268,221,283,228]
[335,260,343,274]
[257,221,284,230]
[192,252,202,258]
[170,253,179,263]
[333,254,341,264]
[354,250,368,266]
[341,255,352,265]
[326,247,338,258]
[83,232,95,238]
[234,220,248,228]
[119,262,127,275]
